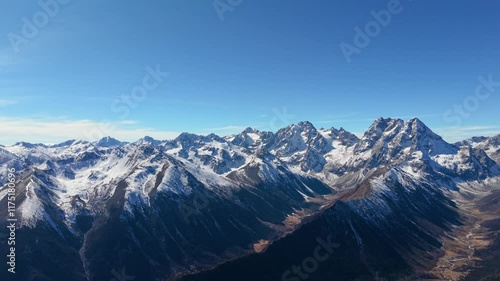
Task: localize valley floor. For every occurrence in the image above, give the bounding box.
[429,184,500,281]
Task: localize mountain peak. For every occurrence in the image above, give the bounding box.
[175,132,223,146]
[14,141,46,148]
[408,116,422,123]
[406,117,427,130]
[365,118,403,137]
[242,127,259,134]
[355,117,457,164]
[137,136,161,146]
[96,136,123,147]
[51,140,77,148]
[175,132,202,142]
[296,120,315,129]
[278,121,317,136]
[403,117,443,141]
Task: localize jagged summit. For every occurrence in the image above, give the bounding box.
[3,119,434,148]
[2,118,498,177]
[175,132,223,144]
[136,135,162,146]
[296,120,316,128]
[1,117,500,281]
[51,139,77,147]
[358,117,454,153]
[458,133,500,163]
[13,141,47,148]
[241,127,258,134]
[142,135,157,142]
[96,136,123,147]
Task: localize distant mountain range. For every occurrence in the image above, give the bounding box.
[1,118,500,281]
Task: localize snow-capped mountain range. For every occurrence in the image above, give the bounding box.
[1,117,500,281]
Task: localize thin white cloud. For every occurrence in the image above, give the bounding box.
[117,120,139,125]
[446,126,500,131]
[0,117,180,145]
[435,126,500,142]
[0,99,17,106]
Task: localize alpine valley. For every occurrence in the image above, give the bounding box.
[1,117,500,281]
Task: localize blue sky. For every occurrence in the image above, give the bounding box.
[0,0,499,144]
